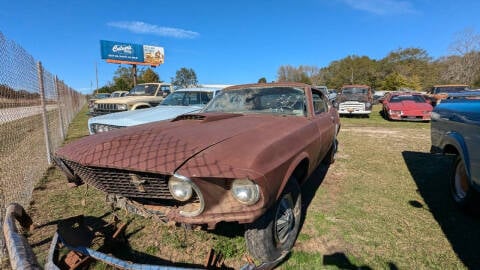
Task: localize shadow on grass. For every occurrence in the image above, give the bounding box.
[301,163,329,211]
[323,252,374,270]
[403,151,480,269]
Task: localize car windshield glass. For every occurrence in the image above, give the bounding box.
[342,87,369,95]
[434,86,468,94]
[203,87,306,116]
[95,93,110,99]
[390,95,426,103]
[128,84,157,96]
[161,91,213,106]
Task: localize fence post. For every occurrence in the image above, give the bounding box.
[0,191,6,261]
[37,61,52,165]
[54,76,65,140]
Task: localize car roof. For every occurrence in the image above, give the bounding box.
[433,84,468,87]
[446,90,480,98]
[223,82,313,91]
[174,87,222,93]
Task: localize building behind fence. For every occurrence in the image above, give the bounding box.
[0,31,86,257]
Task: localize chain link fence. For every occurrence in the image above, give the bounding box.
[0,31,85,258]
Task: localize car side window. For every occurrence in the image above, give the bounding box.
[201,92,212,104]
[312,90,327,114]
[186,92,201,105]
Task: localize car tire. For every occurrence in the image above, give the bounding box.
[245,178,302,263]
[450,155,479,211]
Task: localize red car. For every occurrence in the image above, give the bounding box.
[381,92,433,121]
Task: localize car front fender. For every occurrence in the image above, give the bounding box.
[130,102,152,110]
[442,131,472,184]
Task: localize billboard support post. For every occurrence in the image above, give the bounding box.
[132,64,137,86]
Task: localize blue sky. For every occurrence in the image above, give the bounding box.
[1,0,479,94]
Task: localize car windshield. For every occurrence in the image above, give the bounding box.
[128,84,158,96]
[203,87,306,116]
[342,87,369,95]
[95,93,110,99]
[390,95,426,103]
[434,86,468,94]
[161,91,214,106]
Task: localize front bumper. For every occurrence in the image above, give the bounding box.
[338,109,371,115]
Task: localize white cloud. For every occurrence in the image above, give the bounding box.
[340,0,416,15]
[107,21,199,39]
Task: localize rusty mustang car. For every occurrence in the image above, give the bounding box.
[54,82,340,263]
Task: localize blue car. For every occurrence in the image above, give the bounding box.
[88,87,222,134]
[430,91,480,210]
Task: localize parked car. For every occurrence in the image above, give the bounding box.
[327,89,337,101]
[54,82,340,263]
[430,91,480,211]
[91,83,173,116]
[381,92,433,121]
[88,87,222,134]
[373,90,391,104]
[88,93,110,113]
[110,90,129,98]
[426,84,469,106]
[335,84,373,116]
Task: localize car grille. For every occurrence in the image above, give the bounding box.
[339,102,365,111]
[63,160,174,199]
[94,103,126,113]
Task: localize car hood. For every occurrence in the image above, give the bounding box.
[336,93,369,102]
[388,101,432,111]
[88,105,204,127]
[434,100,480,125]
[95,96,162,104]
[57,113,308,174]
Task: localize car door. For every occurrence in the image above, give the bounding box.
[311,88,336,166]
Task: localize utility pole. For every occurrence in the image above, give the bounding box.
[132,64,137,86]
[95,62,99,93]
[350,67,354,84]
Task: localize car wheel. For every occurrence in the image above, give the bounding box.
[450,155,479,210]
[245,178,302,263]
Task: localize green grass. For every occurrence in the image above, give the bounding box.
[26,104,474,269]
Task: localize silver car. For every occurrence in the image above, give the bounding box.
[88,87,222,134]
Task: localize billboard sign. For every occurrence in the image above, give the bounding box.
[100,40,164,66]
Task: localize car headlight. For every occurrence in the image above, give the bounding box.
[422,111,431,115]
[168,174,205,217]
[231,178,260,205]
[117,104,128,111]
[93,104,98,109]
[389,110,403,115]
[91,124,116,134]
[168,174,193,201]
[365,102,371,108]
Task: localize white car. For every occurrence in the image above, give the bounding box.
[88,87,222,134]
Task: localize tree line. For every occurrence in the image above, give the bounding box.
[276,29,480,91]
